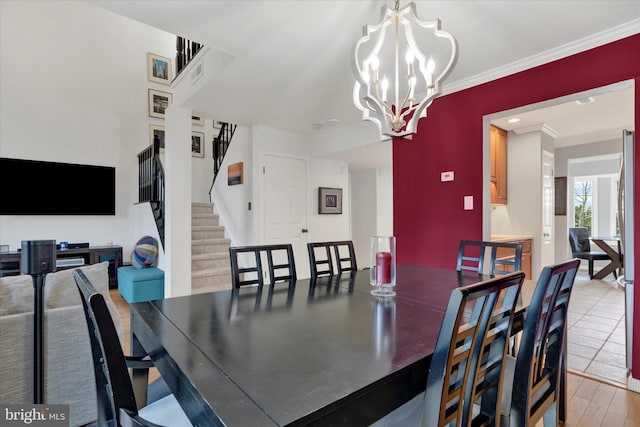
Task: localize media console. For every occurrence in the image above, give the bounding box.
[0,245,123,288]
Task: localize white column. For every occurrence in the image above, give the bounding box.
[164,104,192,297]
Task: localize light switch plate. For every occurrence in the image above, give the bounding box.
[464,196,473,210]
[441,171,454,182]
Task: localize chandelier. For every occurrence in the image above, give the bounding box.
[352,1,457,138]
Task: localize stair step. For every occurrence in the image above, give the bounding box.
[192,267,232,292]
[192,225,225,240]
[192,202,215,215]
[190,203,230,294]
[192,238,230,255]
[192,252,230,269]
[192,213,219,226]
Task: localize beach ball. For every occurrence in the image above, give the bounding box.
[132,236,158,268]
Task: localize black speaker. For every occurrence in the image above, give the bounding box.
[21,240,56,275]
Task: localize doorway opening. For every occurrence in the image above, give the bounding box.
[482,80,634,388]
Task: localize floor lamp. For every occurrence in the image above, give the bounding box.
[20,240,56,404]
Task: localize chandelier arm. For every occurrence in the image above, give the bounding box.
[371,82,394,117]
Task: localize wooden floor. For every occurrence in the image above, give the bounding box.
[109,289,640,426]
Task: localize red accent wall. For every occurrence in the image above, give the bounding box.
[393,34,640,373]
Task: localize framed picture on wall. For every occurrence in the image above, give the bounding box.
[191,131,204,158]
[318,187,342,214]
[149,124,165,151]
[228,162,244,186]
[148,89,172,118]
[192,115,204,125]
[147,53,172,85]
[555,176,567,216]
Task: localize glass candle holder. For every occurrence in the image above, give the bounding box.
[370,236,396,297]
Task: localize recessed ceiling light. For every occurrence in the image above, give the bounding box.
[575,96,595,105]
[507,117,520,123]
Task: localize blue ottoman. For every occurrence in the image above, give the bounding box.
[118,266,164,303]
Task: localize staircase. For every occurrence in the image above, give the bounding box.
[191,202,232,293]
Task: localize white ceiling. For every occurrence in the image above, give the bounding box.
[89,1,639,168]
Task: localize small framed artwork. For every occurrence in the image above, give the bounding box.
[318,187,342,214]
[149,124,165,151]
[228,162,243,186]
[554,176,567,216]
[213,120,223,129]
[148,89,172,119]
[191,131,204,158]
[192,115,204,125]
[147,53,172,85]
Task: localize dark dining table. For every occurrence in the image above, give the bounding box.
[129,265,536,426]
[590,236,623,279]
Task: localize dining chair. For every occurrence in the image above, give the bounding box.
[568,227,611,279]
[73,269,193,427]
[332,241,358,274]
[229,244,296,288]
[371,271,525,427]
[229,246,265,288]
[264,244,297,284]
[500,258,580,427]
[307,242,336,278]
[457,240,523,277]
[456,240,486,275]
[486,242,523,276]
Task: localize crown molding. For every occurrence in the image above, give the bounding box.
[512,123,559,138]
[443,19,640,96]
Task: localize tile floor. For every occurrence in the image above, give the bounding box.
[567,268,628,387]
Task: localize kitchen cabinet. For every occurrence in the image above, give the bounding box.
[490,125,508,205]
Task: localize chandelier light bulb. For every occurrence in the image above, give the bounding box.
[426,56,435,89]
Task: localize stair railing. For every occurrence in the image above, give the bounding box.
[209,122,238,200]
[137,137,165,246]
[175,36,203,79]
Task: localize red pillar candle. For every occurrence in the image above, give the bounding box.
[376,251,391,285]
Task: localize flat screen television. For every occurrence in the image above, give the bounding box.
[0,157,116,215]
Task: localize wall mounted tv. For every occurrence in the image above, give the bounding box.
[0,157,116,215]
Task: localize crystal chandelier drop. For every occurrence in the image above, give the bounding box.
[352,1,457,138]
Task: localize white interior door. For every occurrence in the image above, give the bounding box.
[263,154,308,278]
[541,150,554,269]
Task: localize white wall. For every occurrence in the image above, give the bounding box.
[210,125,253,245]
[350,168,393,269]
[0,1,175,261]
[376,168,393,236]
[351,170,377,266]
